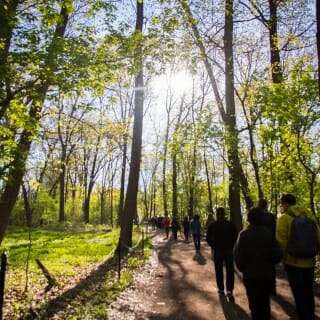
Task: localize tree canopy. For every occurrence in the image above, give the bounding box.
[0,0,319,244]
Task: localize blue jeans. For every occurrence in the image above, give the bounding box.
[213,250,234,292]
[284,264,315,320]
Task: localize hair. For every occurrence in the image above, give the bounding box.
[280,193,296,206]
[194,214,200,220]
[217,207,226,218]
[258,198,268,209]
[248,207,265,226]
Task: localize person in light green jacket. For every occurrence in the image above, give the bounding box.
[276,193,320,320]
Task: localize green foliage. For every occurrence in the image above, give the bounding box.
[247,63,320,208]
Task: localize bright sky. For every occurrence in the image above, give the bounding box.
[152,70,195,97]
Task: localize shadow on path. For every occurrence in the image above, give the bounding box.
[219,295,250,320]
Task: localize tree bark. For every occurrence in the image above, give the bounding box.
[317,0,320,95]
[0,0,19,116]
[268,0,283,84]
[118,134,128,225]
[119,0,144,248]
[224,0,242,230]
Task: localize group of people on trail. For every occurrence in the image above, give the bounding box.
[207,194,319,320]
[160,193,320,320]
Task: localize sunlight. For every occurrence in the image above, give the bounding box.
[153,70,194,97]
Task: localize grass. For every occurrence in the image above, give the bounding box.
[0,225,152,319]
[2,226,118,283]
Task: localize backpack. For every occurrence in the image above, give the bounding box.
[287,209,320,258]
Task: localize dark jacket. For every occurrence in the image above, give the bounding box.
[171,219,180,231]
[206,219,238,253]
[234,225,282,280]
[263,211,276,235]
[183,219,190,231]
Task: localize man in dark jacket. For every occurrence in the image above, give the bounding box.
[234,207,282,320]
[258,198,277,295]
[206,207,238,301]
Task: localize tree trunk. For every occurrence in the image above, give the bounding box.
[224,0,242,230]
[317,0,320,96]
[268,0,283,84]
[59,162,66,222]
[162,120,169,217]
[118,134,128,226]
[172,151,178,217]
[22,184,33,227]
[188,144,197,219]
[203,152,213,214]
[119,0,144,249]
[0,0,19,116]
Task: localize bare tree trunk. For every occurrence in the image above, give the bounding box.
[268,0,283,84]
[22,184,33,227]
[162,115,169,217]
[119,0,144,248]
[188,144,197,218]
[224,0,242,230]
[59,161,66,222]
[172,151,178,217]
[118,134,128,225]
[203,152,213,214]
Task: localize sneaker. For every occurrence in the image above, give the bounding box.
[227,291,235,302]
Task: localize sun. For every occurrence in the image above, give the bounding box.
[152,70,194,97]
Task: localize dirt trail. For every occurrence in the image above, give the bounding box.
[107,229,320,320]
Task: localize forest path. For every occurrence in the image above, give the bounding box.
[107,229,320,320]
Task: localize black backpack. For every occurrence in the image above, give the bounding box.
[287,209,320,258]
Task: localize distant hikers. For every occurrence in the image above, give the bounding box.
[171,216,180,241]
[182,216,190,241]
[163,215,170,239]
[190,214,201,253]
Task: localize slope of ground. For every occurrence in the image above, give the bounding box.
[107,229,320,320]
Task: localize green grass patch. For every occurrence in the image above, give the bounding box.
[1,226,119,290]
[1,225,153,319]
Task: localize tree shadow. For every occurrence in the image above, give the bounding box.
[22,252,120,319]
[219,294,251,320]
[192,252,207,265]
[271,293,298,320]
[153,241,215,319]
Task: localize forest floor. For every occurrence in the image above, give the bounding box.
[107,228,320,320]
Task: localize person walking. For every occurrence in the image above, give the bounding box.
[205,213,215,230]
[190,214,201,252]
[163,215,171,239]
[234,207,282,320]
[206,207,238,301]
[171,216,180,241]
[182,216,190,241]
[258,198,277,295]
[276,193,320,320]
